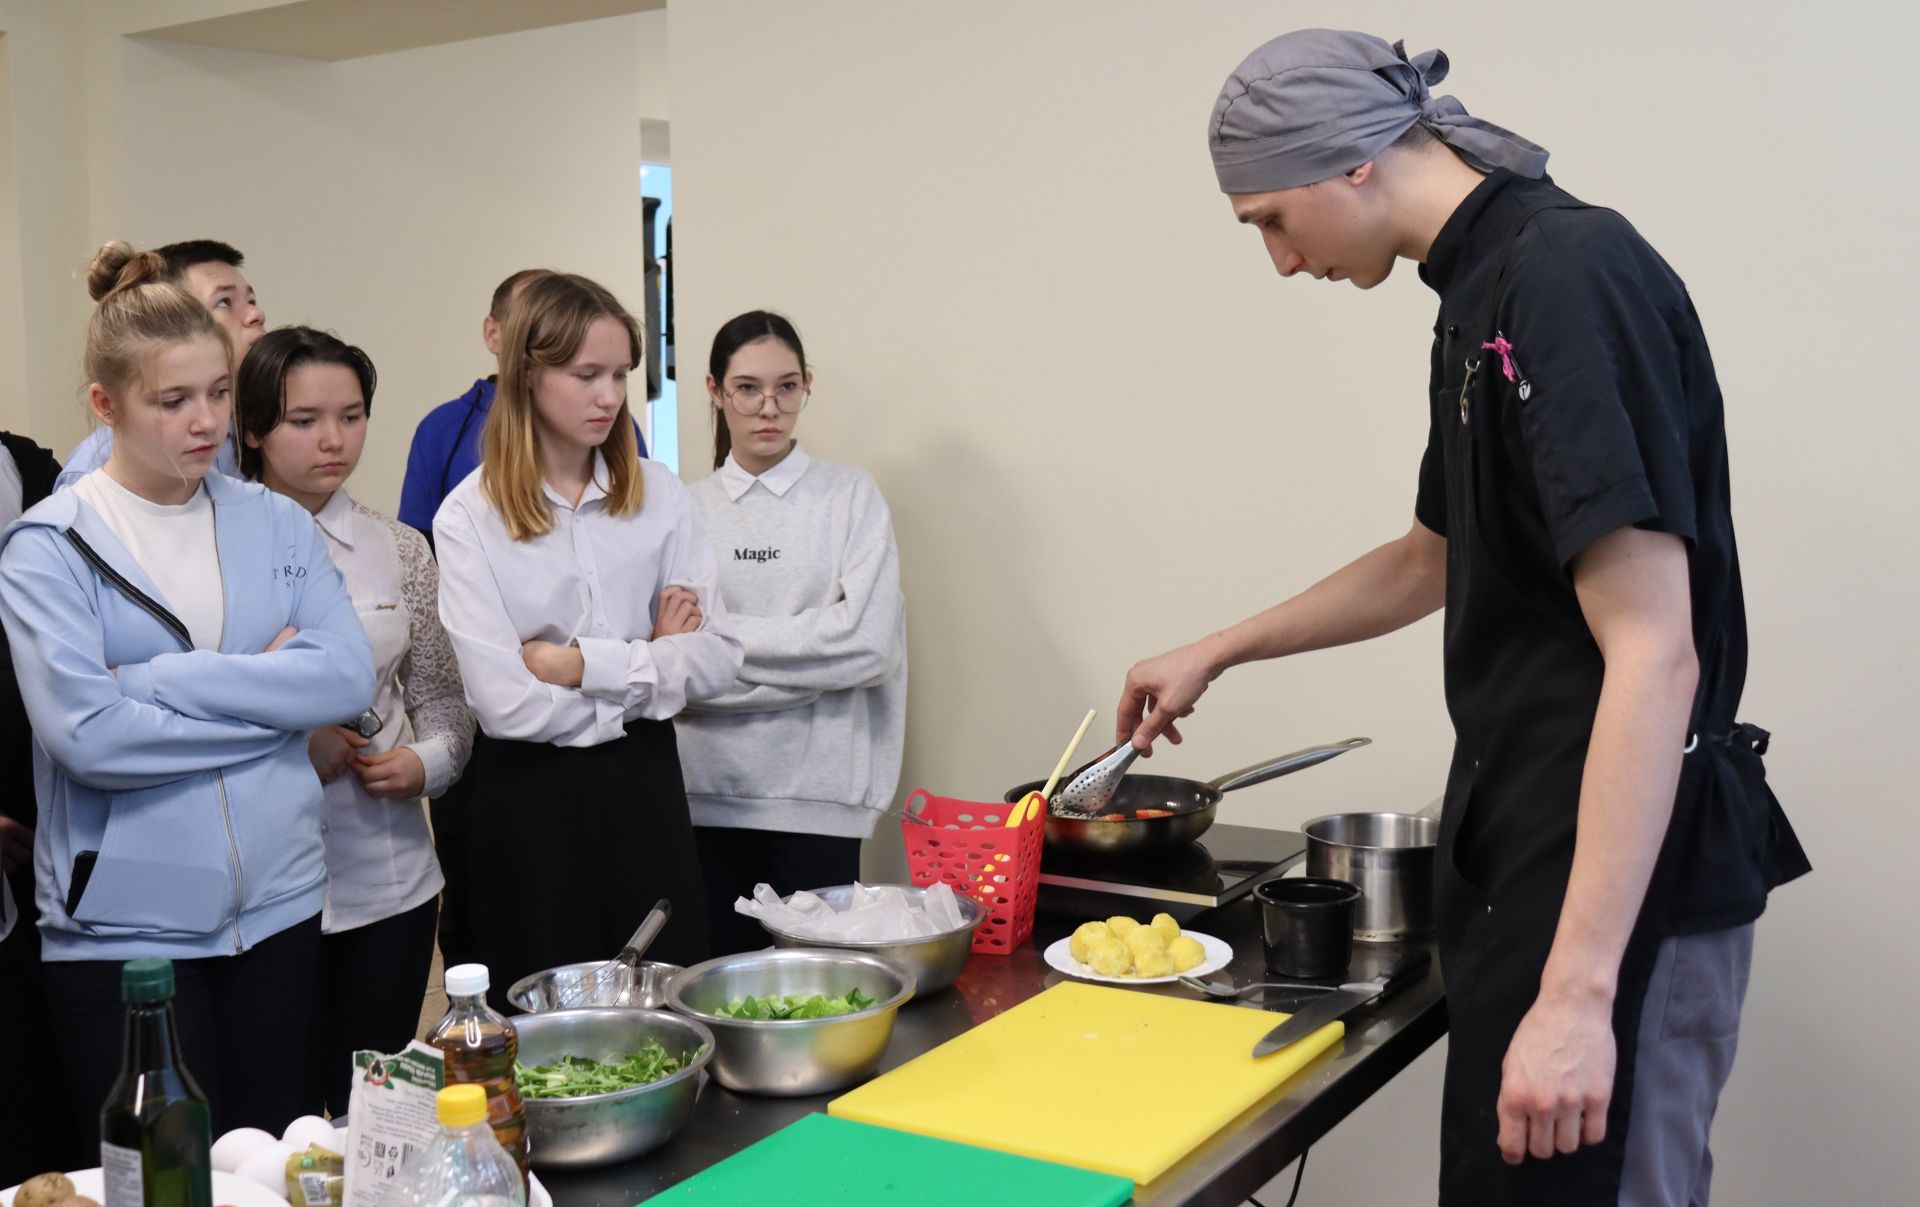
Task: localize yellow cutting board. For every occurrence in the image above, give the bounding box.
[828,980,1343,1185]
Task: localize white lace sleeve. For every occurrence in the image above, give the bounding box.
[388,514,475,795]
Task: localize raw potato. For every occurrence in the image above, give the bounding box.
[1104,915,1141,937]
[1168,934,1207,973]
[1087,936,1133,977]
[53,1197,102,1207]
[16,1173,77,1207]
[1069,920,1113,964]
[1133,947,1174,978]
[1150,913,1182,945]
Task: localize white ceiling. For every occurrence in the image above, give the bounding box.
[129,0,665,61]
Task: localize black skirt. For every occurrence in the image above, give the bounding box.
[455,718,711,1011]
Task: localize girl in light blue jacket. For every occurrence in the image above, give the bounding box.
[0,243,373,1152]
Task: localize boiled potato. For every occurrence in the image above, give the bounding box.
[1104,915,1141,936]
[1069,920,1113,964]
[1131,947,1173,978]
[1168,934,1207,973]
[1087,936,1134,977]
[1123,925,1166,957]
[16,1173,77,1207]
[1150,912,1182,945]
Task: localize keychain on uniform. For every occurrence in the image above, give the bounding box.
[1481,333,1532,401]
[1458,359,1478,425]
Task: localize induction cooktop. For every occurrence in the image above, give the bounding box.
[1036,824,1307,919]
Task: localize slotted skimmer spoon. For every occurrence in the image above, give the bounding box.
[558,898,671,1008]
[1050,740,1144,817]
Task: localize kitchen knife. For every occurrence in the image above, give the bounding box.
[1250,949,1431,1058]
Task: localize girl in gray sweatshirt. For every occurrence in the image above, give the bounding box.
[677,312,907,954]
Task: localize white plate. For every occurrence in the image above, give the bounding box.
[1042,929,1233,985]
[2,1168,288,1206]
[3,1166,548,1206]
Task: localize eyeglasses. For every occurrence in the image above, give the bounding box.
[724,382,810,416]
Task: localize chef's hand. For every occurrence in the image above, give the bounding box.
[1116,638,1222,753]
[309,725,369,784]
[266,625,300,651]
[1495,991,1616,1163]
[522,640,585,687]
[353,747,428,800]
[652,587,702,639]
[0,815,32,874]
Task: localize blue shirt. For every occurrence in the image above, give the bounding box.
[396,378,650,535]
[57,427,241,491]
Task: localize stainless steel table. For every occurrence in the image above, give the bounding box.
[537,866,1447,1205]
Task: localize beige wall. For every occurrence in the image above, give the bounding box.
[669,1,1918,1202]
[108,11,661,510]
[0,5,666,506]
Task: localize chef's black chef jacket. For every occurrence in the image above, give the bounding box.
[1412,169,1808,1205]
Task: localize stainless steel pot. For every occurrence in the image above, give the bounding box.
[1301,811,1438,941]
[1006,738,1371,860]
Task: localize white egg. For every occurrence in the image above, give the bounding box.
[281,1114,339,1152]
[210,1125,276,1173]
[235,1141,297,1191]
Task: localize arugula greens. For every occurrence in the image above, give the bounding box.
[514,1042,701,1098]
[712,988,879,1020]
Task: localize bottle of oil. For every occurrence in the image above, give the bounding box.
[100,958,213,1207]
[425,964,530,1184]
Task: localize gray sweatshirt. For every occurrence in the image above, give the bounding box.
[676,446,907,838]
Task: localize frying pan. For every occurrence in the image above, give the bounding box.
[1004,737,1371,860]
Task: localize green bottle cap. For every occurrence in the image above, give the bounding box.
[121,958,175,1003]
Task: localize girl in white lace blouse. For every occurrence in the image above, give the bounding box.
[236,325,475,1116]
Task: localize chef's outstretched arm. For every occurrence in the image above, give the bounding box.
[1494,525,1697,1165]
[1117,517,1446,751]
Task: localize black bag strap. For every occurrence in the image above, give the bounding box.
[1457,197,1594,416]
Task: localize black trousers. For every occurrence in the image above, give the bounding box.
[0,873,61,1180]
[428,774,477,970]
[40,915,323,1159]
[458,720,710,1013]
[694,825,863,956]
[308,896,440,1118]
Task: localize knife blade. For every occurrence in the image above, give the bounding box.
[1251,949,1430,1058]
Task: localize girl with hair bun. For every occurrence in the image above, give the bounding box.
[433,272,740,1002]
[0,242,374,1155]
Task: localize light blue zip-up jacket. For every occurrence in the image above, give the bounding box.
[0,471,374,962]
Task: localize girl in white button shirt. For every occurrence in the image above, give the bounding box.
[236,325,475,1115]
[434,273,742,1002]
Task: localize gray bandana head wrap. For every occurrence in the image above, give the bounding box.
[1209,29,1549,194]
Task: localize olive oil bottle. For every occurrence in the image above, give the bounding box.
[100,958,213,1207]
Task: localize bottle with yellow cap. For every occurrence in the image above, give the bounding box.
[393,1084,525,1205]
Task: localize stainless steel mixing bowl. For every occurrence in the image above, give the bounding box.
[754,884,982,995]
[511,1007,712,1168]
[665,948,914,1096]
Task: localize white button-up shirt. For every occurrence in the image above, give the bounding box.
[433,454,743,747]
[312,489,474,932]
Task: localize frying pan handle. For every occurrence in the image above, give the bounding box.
[1207,737,1372,793]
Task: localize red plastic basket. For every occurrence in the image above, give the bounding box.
[901,788,1044,955]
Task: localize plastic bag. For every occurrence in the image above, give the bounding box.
[735,881,967,941]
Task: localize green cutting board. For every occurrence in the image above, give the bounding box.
[653,1113,1134,1206]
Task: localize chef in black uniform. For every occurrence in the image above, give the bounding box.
[1116,29,1808,1206]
